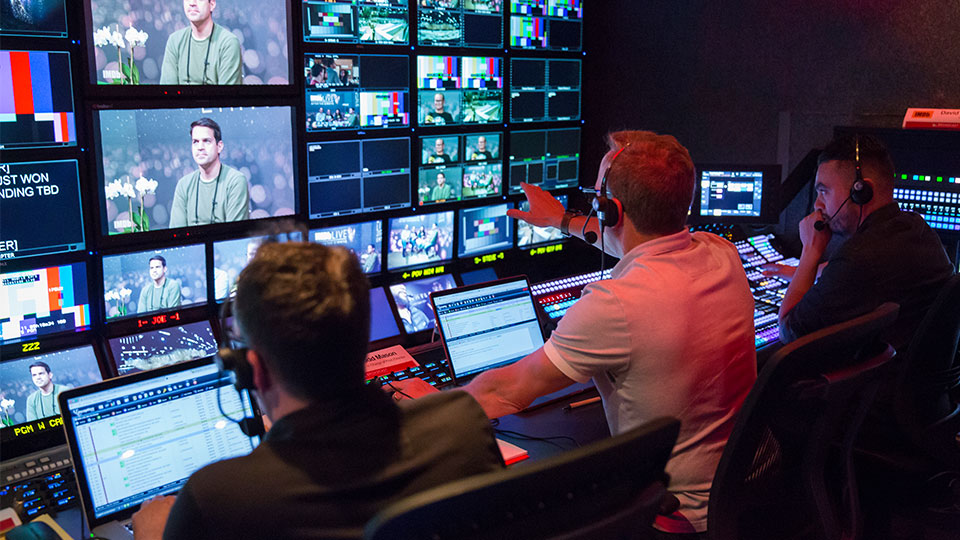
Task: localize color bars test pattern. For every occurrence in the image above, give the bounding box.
[0,50,76,148]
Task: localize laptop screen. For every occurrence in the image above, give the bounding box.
[61,359,258,521]
[431,277,545,381]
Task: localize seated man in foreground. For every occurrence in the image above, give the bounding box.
[132,243,504,540]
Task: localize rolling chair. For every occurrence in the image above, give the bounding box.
[363,417,680,540]
[708,302,899,540]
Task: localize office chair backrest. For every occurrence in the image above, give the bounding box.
[363,417,680,540]
[708,302,899,540]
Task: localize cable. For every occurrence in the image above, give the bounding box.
[385,381,414,400]
[494,428,581,449]
[215,366,245,424]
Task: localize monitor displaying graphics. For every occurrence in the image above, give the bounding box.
[305,54,409,131]
[1,263,92,345]
[95,106,296,236]
[369,286,400,342]
[418,0,503,48]
[306,137,411,218]
[0,160,85,260]
[102,244,207,321]
[303,0,408,44]
[107,320,217,375]
[418,133,502,205]
[1,0,67,37]
[0,50,76,150]
[87,0,291,85]
[388,274,456,334]
[417,56,503,126]
[212,232,302,300]
[510,0,582,51]
[518,194,567,247]
[310,220,383,274]
[510,58,580,122]
[508,128,579,193]
[690,164,781,224]
[0,346,102,430]
[387,211,454,271]
[458,204,513,258]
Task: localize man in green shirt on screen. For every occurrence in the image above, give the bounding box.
[429,172,454,201]
[25,362,70,421]
[138,256,183,313]
[160,0,243,85]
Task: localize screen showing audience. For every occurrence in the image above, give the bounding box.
[387,211,455,271]
[418,0,502,48]
[107,320,217,375]
[418,133,502,205]
[417,55,502,126]
[310,220,383,274]
[0,50,76,150]
[510,58,580,122]
[87,0,291,85]
[1,263,92,345]
[307,137,410,218]
[508,128,579,194]
[0,346,102,429]
[387,274,456,334]
[458,204,513,258]
[302,0,408,44]
[1,159,86,260]
[369,286,400,341]
[518,194,567,247]
[510,0,582,51]
[95,106,296,236]
[102,244,207,321]
[699,169,764,218]
[1,0,67,37]
[305,53,409,131]
[212,232,302,301]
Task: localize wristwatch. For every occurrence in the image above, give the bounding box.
[559,210,582,237]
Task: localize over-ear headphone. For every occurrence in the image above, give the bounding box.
[849,136,873,206]
[592,144,630,228]
[215,299,263,437]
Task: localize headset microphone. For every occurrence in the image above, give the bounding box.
[813,196,850,231]
[813,136,872,232]
[584,230,598,243]
[215,302,265,438]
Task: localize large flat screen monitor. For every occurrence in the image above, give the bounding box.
[107,320,217,375]
[1,0,68,37]
[1,159,85,260]
[510,58,580,122]
[305,53,409,131]
[306,137,410,218]
[518,194,567,247]
[212,232,302,301]
[310,220,383,274]
[510,0,582,51]
[102,244,207,321]
[417,55,502,127]
[508,128,580,193]
[1,263,92,345]
[387,211,455,272]
[0,50,76,150]
[418,133,502,205]
[302,0,408,44]
[369,286,400,342]
[418,0,502,48]
[458,203,513,258]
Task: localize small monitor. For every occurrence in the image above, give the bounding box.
[310,220,383,274]
[386,211,455,271]
[102,244,207,321]
[369,286,400,342]
[417,55,503,127]
[212,232,303,301]
[508,128,580,194]
[107,320,217,376]
[460,266,498,285]
[302,0,409,44]
[387,274,457,334]
[305,53,409,132]
[458,204,513,258]
[1,263,92,345]
[0,50,76,150]
[418,133,502,206]
[0,159,85,259]
[1,0,67,37]
[418,0,502,48]
[691,164,781,224]
[510,58,581,122]
[518,194,568,247]
[509,0,582,51]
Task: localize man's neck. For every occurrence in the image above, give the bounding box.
[40,383,54,396]
[191,18,214,40]
[153,276,167,288]
[199,160,222,182]
[619,225,672,257]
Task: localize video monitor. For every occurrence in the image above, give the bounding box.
[87,0,292,85]
[510,0,582,51]
[0,50,76,150]
[387,211,455,271]
[212,232,302,300]
[417,55,503,126]
[510,58,580,122]
[460,266,498,285]
[95,106,296,236]
[310,220,383,274]
[690,164,781,225]
[418,133,502,205]
[418,0,503,48]
[508,128,580,193]
[102,244,207,321]
[305,54,409,131]
[307,137,411,218]
[518,194,567,247]
[387,274,456,334]
[418,166,462,205]
[0,346,102,430]
[1,0,67,37]
[303,0,408,44]
[1,263,92,345]
[458,204,513,258]
[1,160,85,260]
[107,320,217,375]
[369,286,400,342]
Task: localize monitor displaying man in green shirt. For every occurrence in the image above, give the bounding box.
[138,255,183,313]
[25,362,70,421]
[169,118,250,228]
[430,172,454,201]
[160,0,243,84]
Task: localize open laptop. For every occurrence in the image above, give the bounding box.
[58,357,260,539]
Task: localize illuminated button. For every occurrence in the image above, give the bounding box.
[25,461,36,468]
[38,457,50,464]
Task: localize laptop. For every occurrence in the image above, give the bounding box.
[58,357,260,539]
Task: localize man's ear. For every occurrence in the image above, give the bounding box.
[247,349,270,393]
[216,140,224,155]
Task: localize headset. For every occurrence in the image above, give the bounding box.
[592,143,631,229]
[215,299,264,437]
[814,135,873,231]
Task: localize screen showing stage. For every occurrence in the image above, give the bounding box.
[387,211,455,271]
[418,133,502,205]
[310,220,383,274]
[1,0,67,37]
[1,263,92,345]
[1,159,85,260]
[95,106,296,236]
[306,137,410,218]
[87,0,291,85]
[458,204,513,258]
[0,50,76,150]
[699,170,764,218]
[212,232,302,300]
[387,274,456,334]
[510,58,581,122]
[418,0,502,48]
[305,53,409,131]
[508,128,579,193]
[510,0,582,51]
[302,0,408,44]
[0,345,102,430]
[107,320,217,375]
[518,194,567,247]
[417,55,503,126]
[102,244,207,321]
[369,286,400,342]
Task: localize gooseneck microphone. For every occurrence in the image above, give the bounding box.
[813,195,851,231]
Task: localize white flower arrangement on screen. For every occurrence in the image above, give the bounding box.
[93,24,148,84]
[104,287,133,317]
[105,175,155,233]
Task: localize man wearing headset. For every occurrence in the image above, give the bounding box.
[160,0,242,84]
[131,243,502,540]
[777,134,953,349]
[169,118,250,228]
